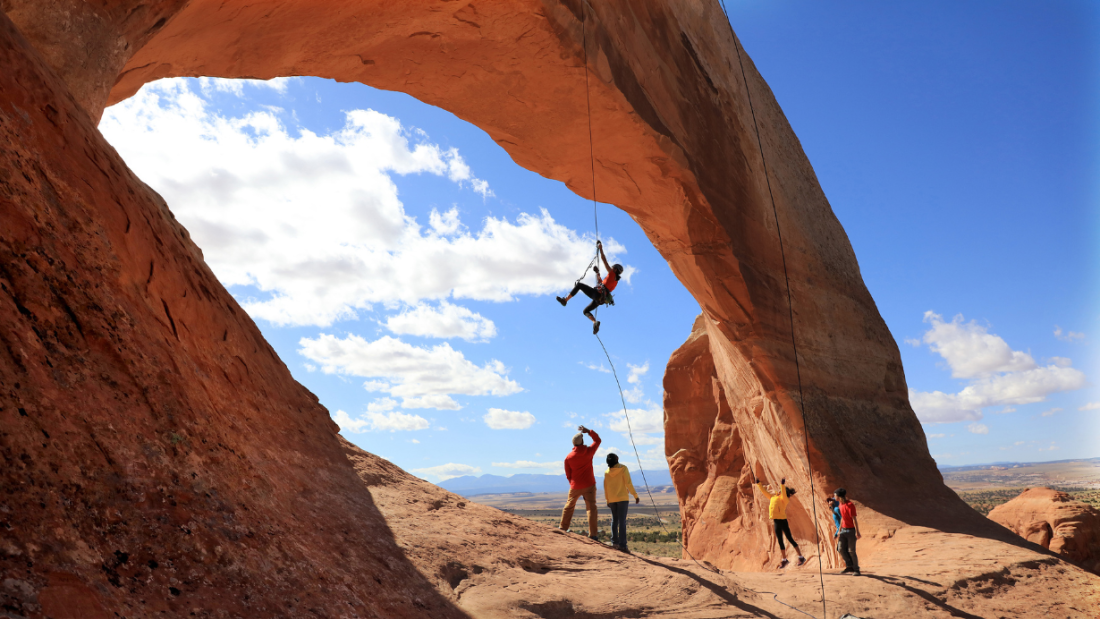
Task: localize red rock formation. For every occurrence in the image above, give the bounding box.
[2,0,1098,615]
[988,488,1100,575]
[10,0,992,562]
[0,14,462,617]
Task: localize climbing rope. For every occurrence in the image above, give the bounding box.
[580,4,600,242]
[573,3,830,618]
[717,1,828,617]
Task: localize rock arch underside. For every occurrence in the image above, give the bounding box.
[1,1,1097,617]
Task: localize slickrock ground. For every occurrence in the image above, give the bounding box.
[346,438,1100,619]
[988,487,1100,576]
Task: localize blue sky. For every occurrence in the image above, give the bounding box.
[99,1,1098,479]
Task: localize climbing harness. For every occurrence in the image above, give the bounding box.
[572,2,829,618]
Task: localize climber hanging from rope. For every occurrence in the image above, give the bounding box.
[557,240,622,335]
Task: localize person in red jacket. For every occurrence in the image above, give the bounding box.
[559,425,602,538]
[557,241,623,335]
[834,487,861,575]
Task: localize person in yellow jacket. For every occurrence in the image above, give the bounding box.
[603,453,640,552]
[754,474,805,568]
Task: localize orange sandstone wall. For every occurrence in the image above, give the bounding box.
[1,0,1010,579]
[0,12,462,617]
[988,488,1100,575]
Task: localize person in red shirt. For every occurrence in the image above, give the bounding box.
[559,425,602,538]
[557,240,623,335]
[834,487,861,575]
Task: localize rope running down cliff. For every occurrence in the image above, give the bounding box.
[579,8,822,619]
[717,1,829,617]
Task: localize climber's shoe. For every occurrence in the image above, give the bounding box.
[779,558,789,568]
[593,321,601,335]
[797,556,806,567]
[556,296,567,306]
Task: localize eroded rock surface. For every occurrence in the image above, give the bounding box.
[347,437,1100,619]
[0,14,461,617]
[1,0,1098,615]
[988,488,1100,575]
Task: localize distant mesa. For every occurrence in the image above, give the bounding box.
[988,487,1100,575]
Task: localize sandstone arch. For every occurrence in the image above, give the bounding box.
[0,2,1045,612]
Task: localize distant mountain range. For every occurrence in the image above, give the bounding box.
[438,458,1099,496]
[440,469,674,497]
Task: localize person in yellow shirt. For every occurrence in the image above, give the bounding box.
[603,453,640,552]
[754,474,805,568]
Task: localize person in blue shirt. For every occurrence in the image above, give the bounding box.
[826,496,842,539]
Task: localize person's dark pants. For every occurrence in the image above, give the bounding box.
[773,519,799,552]
[838,528,858,569]
[609,501,630,547]
[568,282,604,316]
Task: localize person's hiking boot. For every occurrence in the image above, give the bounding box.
[852,568,861,576]
[840,566,854,574]
[593,320,601,335]
[797,556,806,567]
[556,296,567,306]
[588,535,600,542]
[779,558,790,568]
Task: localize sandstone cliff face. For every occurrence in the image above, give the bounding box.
[2,0,1095,615]
[5,0,992,567]
[0,14,463,617]
[988,488,1100,575]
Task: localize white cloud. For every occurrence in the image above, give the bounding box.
[607,404,664,435]
[909,311,1088,424]
[1040,407,1063,417]
[605,402,664,447]
[366,411,431,431]
[483,408,536,430]
[299,333,521,410]
[1079,402,1100,411]
[967,423,989,435]
[582,362,612,374]
[429,206,462,235]
[904,337,921,347]
[1054,326,1085,343]
[410,439,420,444]
[332,409,430,433]
[921,312,1036,378]
[198,76,297,96]
[384,301,496,341]
[492,461,561,470]
[1015,441,1025,445]
[926,433,946,439]
[623,362,649,403]
[412,463,482,482]
[367,398,398,413]
[100,78,623,327]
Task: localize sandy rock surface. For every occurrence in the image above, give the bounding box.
[346,438,1100,619]
[988,487,1100,575]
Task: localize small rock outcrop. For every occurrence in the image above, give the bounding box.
[988,488,1100,575]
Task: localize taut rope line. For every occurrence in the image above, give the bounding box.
[717,1,828,617]
[574,4,825,618]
